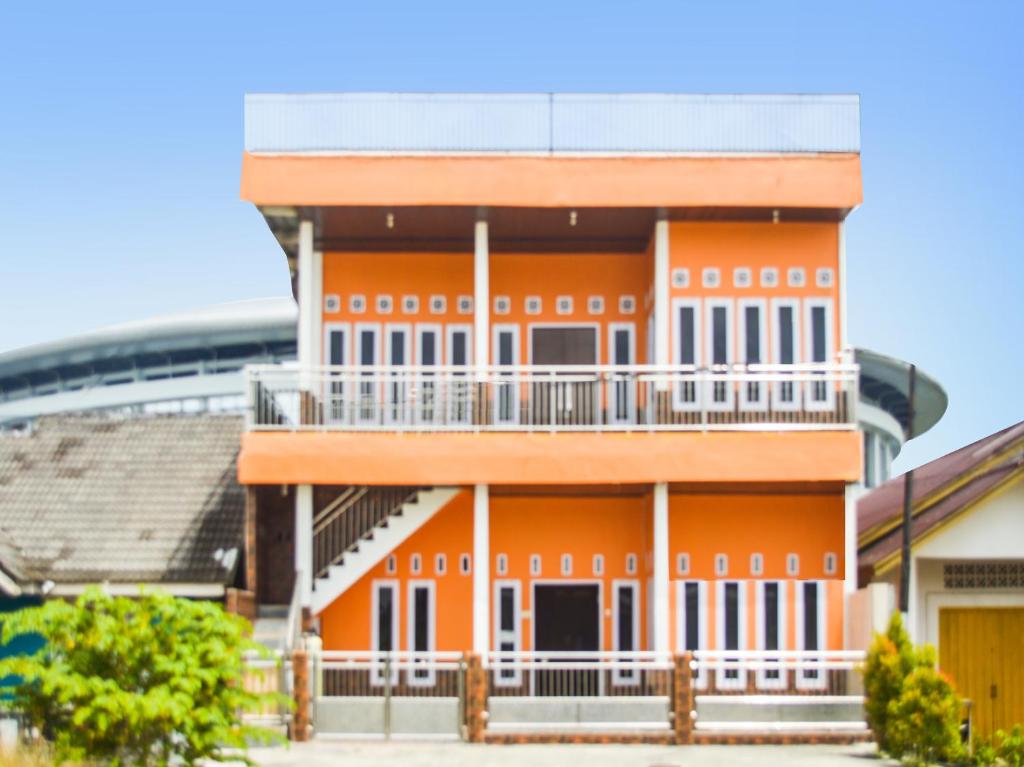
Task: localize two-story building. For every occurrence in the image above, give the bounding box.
[237,93,865,676]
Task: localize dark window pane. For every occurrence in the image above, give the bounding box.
[414,587,429,651]
[614,330,630,365]
[811,307,827,363]
[499,332,514,366]
[360,331,375,366]
[744,307,760,364]
[779,307,794,364]
[764,582,779,651]
[421,332,436,366]
[451,332,467,365]
[713,307,728,365]
[617,586,634,652]
[679,308,695,365]
[725,583,739,650]
[378,587,393,651]
[390,332,405,365]
[330,330,345,365]
[803,582,819,650]
[685,583,700,650]
[500,587,514,631]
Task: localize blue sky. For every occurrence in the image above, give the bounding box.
[1,1,1021,472]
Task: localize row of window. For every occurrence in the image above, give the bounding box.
[671,266,834,291]
[324,294,641,317]
[384,551,838,578]
[370,578,829,689]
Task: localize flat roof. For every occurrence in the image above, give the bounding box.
[244,92,861,155]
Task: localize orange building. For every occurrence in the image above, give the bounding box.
[238,94,863,682]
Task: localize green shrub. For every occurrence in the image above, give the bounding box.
[864,611,919,754]
[0,587,287,766]
[885,661,963,765]
[973,725,1024,767]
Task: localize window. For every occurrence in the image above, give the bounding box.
[560,554,573,576]
[376,295,394,314]
[386,555,397,574]
[494,296,511,315]
[446,325,473,424]
[323,323,350,423]
[415,324,441,424]
[608,323,636,424]
[733,267,752,288]
[705,300,733,410]
[525,296,542,315]
[677,581,707,687]
[672,298,700,409]
[593,554,604,576]
[715,554,728,576]
[324,294,341,313]
[402,295,419,314]
[459,553,471,575]
[750,553,764,576]
[350,294,366,314]
[739,300,766,410]
[410,553,421,575]
[530,555,541,576]
[587,296,605,315]
[671,268,689,288]
[786,553,800,576]
[556,296,573,315]
[355,324,381,424]
[677,553,690,576]
[618,295,636,314]
[787,267,806,288]
[760,267,779,288]
[371,581,399,684]
[824,552,837,576]
[797,581,827,689]
[384,324,411,424]
[493,325,520,425]
[407,581,435,684]
[815,268,834,288]
[435,553,447,576]
[716,581,747,689]
[771,299,800,410]
[625,553,637,575]
[804,299,834,409]
[456,295,473,314]
[756,581,786,689]
[493,582,521,685]
[702,268,721,288]
[429,295,446,314]
[613,581,640,684]
[496,553,508,576]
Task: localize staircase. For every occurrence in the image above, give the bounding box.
[310,486,459,614]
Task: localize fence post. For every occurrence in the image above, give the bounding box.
[383,654,393,740]
[464,653,487,743]
[291,647,310,742]
[673,652,694,745]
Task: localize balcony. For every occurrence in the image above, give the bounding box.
[245,363,857,433]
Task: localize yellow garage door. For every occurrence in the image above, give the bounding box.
[939,607,1024,737]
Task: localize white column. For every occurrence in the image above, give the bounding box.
[844,482,857,596]
[653,218,670,373]
[295,484,313,609]
[838,219,849,351]
[652,482,670,654]
[473,484,490,654]
[311,249,323,367]
[297,220,315,371]
[474,216,489,370]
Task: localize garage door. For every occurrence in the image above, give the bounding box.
[939,607,1024,737]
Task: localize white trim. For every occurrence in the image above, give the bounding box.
[445,324,473,425]
[769,298,801,411]
[473,484,490,654]
[612,579,641,685]
[406,579,437,685]
[322,322,352,424]
[795,580,828,690]
[715,580,748,690]
[737,298,768,412]
[526,322,601,365]
[838,220,848,350]
[754,581,788,689]
[297,220,315,372]
[652,482,670,654]
[654,218,670,368]
[493,579,523,686]
[607,322,637,424]
[803,298,835,411]
[671,297,701,411]
[492,323,521,425]
[354,323,382,425]
[371,579,400,685]
[675,579,708,688]
[414,323,443,425]
[415,323,442,365]
[474,217,489,373]
[704,298,734,411]
[383,323,412,425]
[295,484,313,608]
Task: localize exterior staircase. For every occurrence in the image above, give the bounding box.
[310,486,459,614]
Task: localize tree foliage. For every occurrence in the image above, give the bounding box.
[886,660,964,765]
[864,611,920,754]
[0,588,287,766]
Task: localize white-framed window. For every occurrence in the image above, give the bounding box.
[738,298,767,411]
[612,580,640,685]
[587,296,605,315]
[459,553,471,575]
[530,554,541,576]
[371,580,399,685]
[796,580,828,689]
[429,295,446,314]
[496,553,508,576]
[350,294,367,314]
[750,553,764,576]
[787,267,806,288]
[415,323,442,425]
[593,554,605,576]
[493,580,522,686]
[676,553,690,576]
[676,580,708,688]
[355,323,381,425]
[410,553,422,575]
[435,553,447,576]
[786,553,800,576]
[760,267,779,288]
[607,322,636,424]
[715,580,747,690]
[407,580,436,685]
[493,295,511,315]
[824,552,838,576]
[702,267,721,289]
[376,294,394,314]
[755,580,787,689]
[323,322,351,424]
[733,267,752,289]
[715,554,728,576]
[815,268,834,288]
[704,299,734,411]
[618,295,636,315]
[556,296,573,315]
[446,324,473,425]
[671,298,701,410]
[560,554,573,576]
[456,295,473,314]
[492,324,520,425]
[671,267,690,288]
[804,298,835,410]
[770,298,801,411]
[402,295,420,315]
[625,553,637,575]
[384,323,412,425]
[385,554,397,575]
[525,296,542,315]
[324,293,341,313]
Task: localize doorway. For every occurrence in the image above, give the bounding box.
[529,326,599,425]
[533,583,601,695]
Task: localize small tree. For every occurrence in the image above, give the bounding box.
[864,611,919,754]
[886,658,963,765]
[0,587,286,766]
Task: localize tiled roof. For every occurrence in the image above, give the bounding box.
[858,420,1024,570]
[0,415,245,585]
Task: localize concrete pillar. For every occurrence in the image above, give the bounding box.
[673,652,694,744]
[474,215,489,370]
[652,482,670,654]
[472,484,490,654]
[312,249,323,367]
[838,219,848,351]
[297,220,315,372]
[653,217,670,368]
[295,484,313,609]
[844,483,857,596]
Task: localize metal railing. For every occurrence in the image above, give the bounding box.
[242,651,292,724]
[246,362,858,433]
[486,650,674,697]
[690,649,865,694]
[318,651,465,697]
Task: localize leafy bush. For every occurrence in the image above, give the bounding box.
[973,725,1024,767]
[864,611,920,754]
[0,588,287,766]
[886,660,963,765]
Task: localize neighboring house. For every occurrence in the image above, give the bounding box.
[0,414,247,603]
[858,420,1024,736]
[235,92,944,670]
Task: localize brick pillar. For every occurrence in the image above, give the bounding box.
[245,486,258,596]
[673,652,694,745]
[464,653,487,743]
[291,648,310,742]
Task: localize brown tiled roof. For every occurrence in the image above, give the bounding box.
[858,420,1024,571]
[0,415,245,586]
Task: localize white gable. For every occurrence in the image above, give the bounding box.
[916,475,1024,560]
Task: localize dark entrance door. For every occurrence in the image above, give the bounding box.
[534,584,600,695]
[530,327,598,425]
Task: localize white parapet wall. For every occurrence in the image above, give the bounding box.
[846,583,896,650]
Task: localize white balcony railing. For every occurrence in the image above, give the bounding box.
[246,363,858,433]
